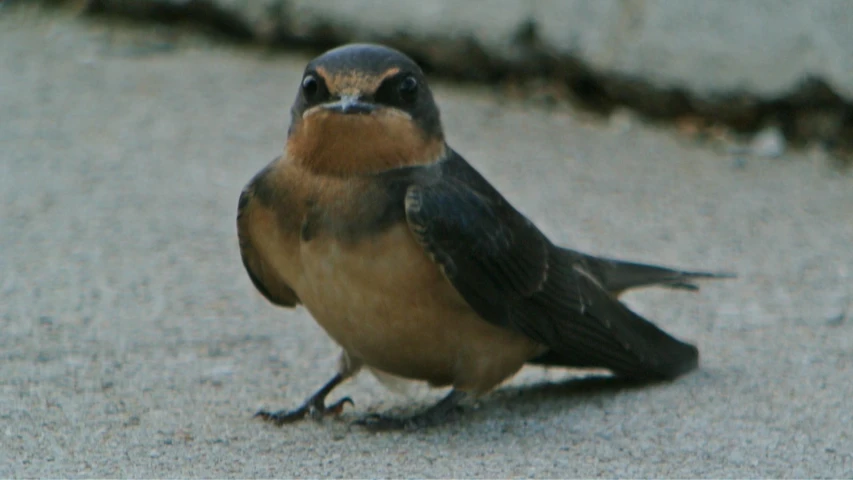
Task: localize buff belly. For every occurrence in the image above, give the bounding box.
[294,224,544,394]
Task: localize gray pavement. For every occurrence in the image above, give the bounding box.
[2,6,852,478]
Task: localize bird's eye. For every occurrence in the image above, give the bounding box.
[302,74,321,101]
[398,75,418,103]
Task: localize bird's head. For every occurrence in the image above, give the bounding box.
[286,44,446,176]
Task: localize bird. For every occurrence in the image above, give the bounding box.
[237,43,733,431]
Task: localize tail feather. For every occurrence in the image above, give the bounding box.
[565,249,736,296]
[523,248,722,380]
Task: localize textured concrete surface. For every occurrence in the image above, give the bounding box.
[56,0,853,101]
[3,6,853,478]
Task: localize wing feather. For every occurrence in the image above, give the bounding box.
[405,152,698,380]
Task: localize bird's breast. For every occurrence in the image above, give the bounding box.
[297,223,467,383]
[245,159,543,392]
[297,222,544,392]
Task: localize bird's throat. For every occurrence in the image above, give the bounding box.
[287,109,445,176]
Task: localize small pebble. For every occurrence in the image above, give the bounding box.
[750,126,786,158]
[824,294,849,326]
[826,311,846,326]
[609,108,635,134]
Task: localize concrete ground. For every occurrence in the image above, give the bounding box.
[2,6,852,478]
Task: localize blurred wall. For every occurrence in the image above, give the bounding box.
[49,0,853,146]
[80,0,853,101]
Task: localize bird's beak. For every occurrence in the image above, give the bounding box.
[322,95,376,115]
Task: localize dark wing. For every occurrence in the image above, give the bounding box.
[405,152,698,380]
[237,163,301,308]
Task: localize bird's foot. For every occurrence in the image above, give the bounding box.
[255,373,352,426]
[255,396,353,426]
[353,390,467,432]
[353,412,415,431]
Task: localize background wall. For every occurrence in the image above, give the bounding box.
[48,0,853,151]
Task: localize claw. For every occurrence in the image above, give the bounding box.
[328,396,354,415]
[351,412,380,426]
[353,390,467,432]
[354,414,412,432]
[254,406,310,426]
[254,373,352,427]
[257,396,353,426]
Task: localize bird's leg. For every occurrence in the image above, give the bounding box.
[255,373,353,426]
[355,389,468,432]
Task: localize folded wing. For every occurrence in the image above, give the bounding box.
[405,153,699,380]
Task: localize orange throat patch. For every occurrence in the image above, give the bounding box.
[286,108,445,176]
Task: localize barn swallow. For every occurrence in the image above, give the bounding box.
[237,44,733,431]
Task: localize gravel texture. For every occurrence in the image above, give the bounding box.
[2,6,852,478]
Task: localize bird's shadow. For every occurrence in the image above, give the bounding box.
[346,372,690,433]
[477,373,660,417]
